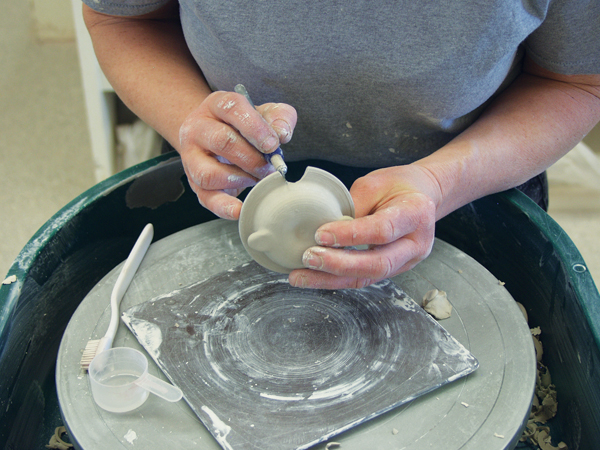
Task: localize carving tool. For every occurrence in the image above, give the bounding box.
[79,223,154,370]
[234,84,288,178]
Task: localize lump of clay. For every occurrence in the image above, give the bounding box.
[239,167,355,273]
[422,289,452,320]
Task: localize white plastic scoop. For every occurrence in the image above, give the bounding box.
[88,347,183,413]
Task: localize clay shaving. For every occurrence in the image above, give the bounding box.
[45,426,73,449]
[516,303,568,450]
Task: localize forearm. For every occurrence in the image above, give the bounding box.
[82,2,210,148]
[414,58,600,219]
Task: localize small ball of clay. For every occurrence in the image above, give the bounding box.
[422,289,452,320]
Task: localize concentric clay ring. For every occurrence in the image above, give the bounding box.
[239,166,355,273]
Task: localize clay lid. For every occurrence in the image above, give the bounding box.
[239,166,355,273]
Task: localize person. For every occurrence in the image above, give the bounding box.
[81,0,600,290]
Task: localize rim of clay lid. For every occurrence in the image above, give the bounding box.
[239,166,355,273]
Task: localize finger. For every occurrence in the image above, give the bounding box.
[189,181,244,220]
[289,269,376,290]
[208,91,282,154]
[182,119,275,180]
[300,232,434,280]
[256,103,297,144]
[315,194,435,247]
[183,150,260,192]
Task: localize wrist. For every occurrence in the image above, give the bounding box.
[410,140,480,220]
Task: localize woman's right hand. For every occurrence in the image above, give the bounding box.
[178,91,297,219]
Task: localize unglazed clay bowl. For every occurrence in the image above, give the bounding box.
[239,166,355,273]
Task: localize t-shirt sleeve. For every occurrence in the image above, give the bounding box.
[82,0,171,16]
[525,0,600,75]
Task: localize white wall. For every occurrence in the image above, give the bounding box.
[31,0,75,42]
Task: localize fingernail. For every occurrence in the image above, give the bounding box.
[302,249,324,270]
[315,230,337,246]
[272,119,292,143]
[216,203,237,220]
[290,273,309,289]
[260,136,278,152]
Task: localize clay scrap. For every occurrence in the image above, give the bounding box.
[2,275,17,285]
[517,305,567,450]
[422,289,452,320]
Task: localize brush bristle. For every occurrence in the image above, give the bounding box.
[80,339,100,370]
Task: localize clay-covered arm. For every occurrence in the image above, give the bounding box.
[83,1,296,219]
[290,57,600,289]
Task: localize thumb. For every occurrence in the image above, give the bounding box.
[257,103,297,144]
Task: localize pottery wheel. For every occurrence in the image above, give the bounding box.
[56,220,536,450]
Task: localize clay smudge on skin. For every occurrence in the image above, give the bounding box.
[215,202,239,221]
[178,121,192,146]
[273,125,291,141]
[255,163,276,179]
[217,99,237,111]
[227,174,256,188]
[188,165,208,187]
[233,111,251,123]
[216,155,232,165]
[226,130,238,143]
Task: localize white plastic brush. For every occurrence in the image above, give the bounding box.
[80,223,154,370]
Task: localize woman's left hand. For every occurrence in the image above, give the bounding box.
[288,164,442,289]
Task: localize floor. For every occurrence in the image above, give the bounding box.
[1,1,599,288]
[0,1,95,280]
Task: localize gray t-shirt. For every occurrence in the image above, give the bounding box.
[84,0,600,168]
